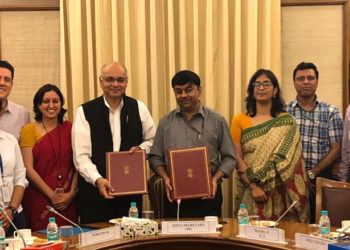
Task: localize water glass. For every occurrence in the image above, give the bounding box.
[142,210,155,220]
[249,215,260,226]
[59,225,74,247]
[308,224,319,236]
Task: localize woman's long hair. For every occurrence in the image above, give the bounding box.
[245,69,285,117]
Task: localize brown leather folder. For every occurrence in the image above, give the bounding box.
[106,150,147,196]
[167,146,212,200]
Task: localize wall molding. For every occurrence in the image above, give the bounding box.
[0,0,59,11]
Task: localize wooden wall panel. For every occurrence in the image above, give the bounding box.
[281,5,343,113]
[0,11,60,117]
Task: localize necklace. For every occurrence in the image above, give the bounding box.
[42,121,63,183]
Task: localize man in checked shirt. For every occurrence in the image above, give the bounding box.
[287,62,343,223]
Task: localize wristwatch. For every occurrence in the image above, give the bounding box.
[6,205,18,217]
[307,170,315,180]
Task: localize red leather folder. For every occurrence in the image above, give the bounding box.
[167,146,212,200]
[106,150,147,196]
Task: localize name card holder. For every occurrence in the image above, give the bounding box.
[161,220,218,234]
[295,232,336,250]
[237,224,287,245]
[79,225,121,247]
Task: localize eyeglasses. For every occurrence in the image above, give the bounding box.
[295,75,316,82]
[100,76,128,83]
[252,81,273,88]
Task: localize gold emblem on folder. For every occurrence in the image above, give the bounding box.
[187,168,193,178]
[123,166,130,175]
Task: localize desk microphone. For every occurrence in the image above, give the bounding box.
[46,205,83,234]
[0,205,26,248]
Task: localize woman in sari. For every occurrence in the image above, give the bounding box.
[20,84,78,230]
[230,69,309,223]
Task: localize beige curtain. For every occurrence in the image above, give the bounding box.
[61,0,281,218]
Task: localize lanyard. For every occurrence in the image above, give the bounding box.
[182,116,204,138]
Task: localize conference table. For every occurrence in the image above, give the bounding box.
[51,218,338,250]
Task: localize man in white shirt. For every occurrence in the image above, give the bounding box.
[0,61,30,140]
[72,62,156,223]
[0,129,28,236]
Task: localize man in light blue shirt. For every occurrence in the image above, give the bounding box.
[0,61,30,140]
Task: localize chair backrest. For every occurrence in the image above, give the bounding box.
[316,177,350,227]
[147,174,165,219]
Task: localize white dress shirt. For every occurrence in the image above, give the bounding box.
[0,130,28,211]
[72,96,156,186]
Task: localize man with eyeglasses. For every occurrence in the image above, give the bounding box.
[0,60,30,140]
[286,61,343,223]
[72,62,156,223]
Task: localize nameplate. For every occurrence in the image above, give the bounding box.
[295,232,336,250]
[79,226,121,247]
[237,224,287,244]
[161,221,217,234]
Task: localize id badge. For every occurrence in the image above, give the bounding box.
[1,184,11,203]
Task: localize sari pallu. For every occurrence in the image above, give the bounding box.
[234,114,310,223]
[22,121,78,230]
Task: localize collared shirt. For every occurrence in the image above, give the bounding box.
[0,100,30,140]
[339,105,350,181]
[0,130,28,211]
[72,96,156,185]
[148,104,236,178]
[286,96,343,171]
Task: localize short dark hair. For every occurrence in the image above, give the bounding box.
[246,69,285,117]
[293,62,319,81]
[171,70,200,88]
[0,60,14,79]
[33,84,67,124]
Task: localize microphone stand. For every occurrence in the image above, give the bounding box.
[0,206,26,248]
[46,205,84,234]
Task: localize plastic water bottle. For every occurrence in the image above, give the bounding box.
[0,221,5,244]
[319,210,330,238]
[237,204,249,225]
[47,217,58,241]
[128,202,138,218]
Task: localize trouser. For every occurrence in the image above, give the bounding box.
[165,185,223,218]
[6,211,26,237]
[78,177,143,224]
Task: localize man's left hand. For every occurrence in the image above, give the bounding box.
[202,178,218,200]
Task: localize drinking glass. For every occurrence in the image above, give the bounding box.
[59,225,74,248]
[142,210,155,220]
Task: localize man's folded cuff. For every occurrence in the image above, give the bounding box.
[91,173,103,186]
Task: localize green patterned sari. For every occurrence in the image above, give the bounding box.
[234,114,309,223]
